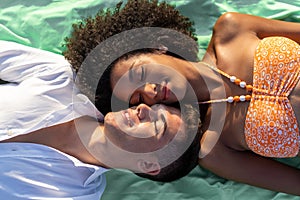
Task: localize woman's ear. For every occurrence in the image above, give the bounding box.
[155,44,168,54]
[137,160,161,175]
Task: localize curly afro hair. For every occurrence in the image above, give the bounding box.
[63,0,199,115]
[63,0,202,182]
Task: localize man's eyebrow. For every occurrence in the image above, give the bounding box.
[128,61,136,82]
[161,114,167,135]
[162,120,167,135]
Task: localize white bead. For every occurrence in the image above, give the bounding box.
[240,81,246,88]
[227,96,234,103]
[239,95,246,101]
[230,76,236,82]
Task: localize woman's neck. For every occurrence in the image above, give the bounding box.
[181,58,225,103]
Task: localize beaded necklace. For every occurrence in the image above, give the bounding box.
[198,62,253,104]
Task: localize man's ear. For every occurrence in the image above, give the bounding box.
[137,160,161,175]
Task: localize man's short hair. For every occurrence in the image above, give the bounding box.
[136,104,202,182]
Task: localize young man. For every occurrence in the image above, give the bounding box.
[0,40,201,199]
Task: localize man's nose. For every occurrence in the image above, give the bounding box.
[135,103,152,121]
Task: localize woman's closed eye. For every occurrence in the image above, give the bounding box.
[129,63,145,82]
[136,65,145,81]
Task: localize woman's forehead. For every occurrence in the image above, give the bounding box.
[113,53,164,70]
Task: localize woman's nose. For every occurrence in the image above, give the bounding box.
[143,83,157,98]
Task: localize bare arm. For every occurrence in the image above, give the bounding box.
[214,12,300,43]
[199,142,300,196]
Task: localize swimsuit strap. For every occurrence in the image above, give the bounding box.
[197,62,252,104]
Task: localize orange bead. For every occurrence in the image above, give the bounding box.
[233,96,240,102]
[246,85,253,91]
[234,79,241,85]
[245,95,252,100]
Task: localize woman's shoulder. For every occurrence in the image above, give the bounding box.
[212,12,270,45]
[212,12,244,42]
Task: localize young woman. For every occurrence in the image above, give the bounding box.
[64,0,300,195]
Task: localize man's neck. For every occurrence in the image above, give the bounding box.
[72,116,109,167]
[1,117,109,168]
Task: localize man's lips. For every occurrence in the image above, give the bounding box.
[122,110,134,127]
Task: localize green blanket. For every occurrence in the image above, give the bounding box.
[1,0,299,199]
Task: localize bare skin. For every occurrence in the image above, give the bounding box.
[1,118,105,166]
[198,12,300,195]
[200,12,300,153]
[1,103,183,174]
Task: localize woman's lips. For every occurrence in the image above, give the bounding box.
[162,82,170,101]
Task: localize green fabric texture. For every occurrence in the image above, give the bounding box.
[1,0,299,199]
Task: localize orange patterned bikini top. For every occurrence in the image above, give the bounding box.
[245,36,300,158]
[198,37,300,157]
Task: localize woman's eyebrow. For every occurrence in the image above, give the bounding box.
[128,61,136,82]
